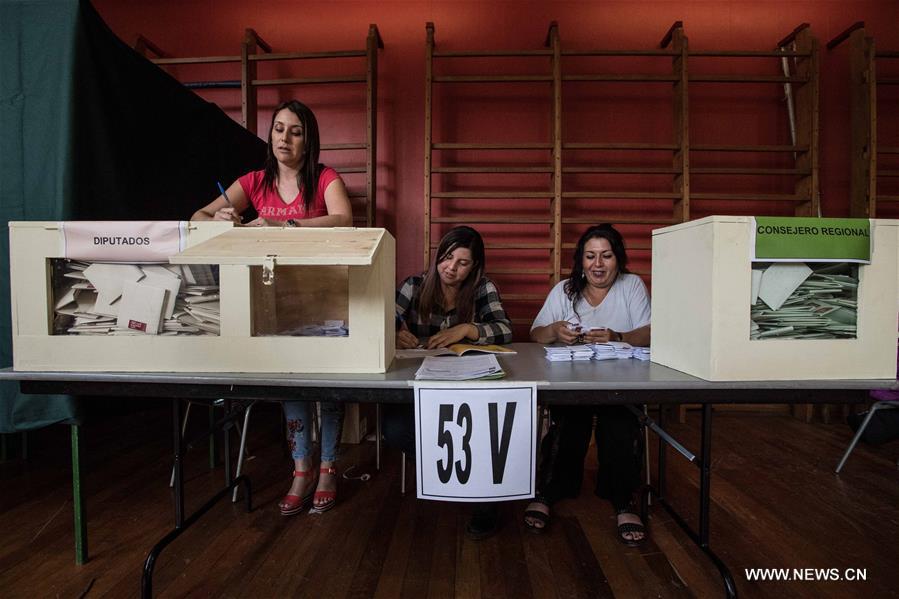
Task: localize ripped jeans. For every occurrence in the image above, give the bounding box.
[283,401,345,462]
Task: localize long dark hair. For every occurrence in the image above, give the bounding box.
[261,100,322,212]
[417,226,486,323]
[565,224,630,304]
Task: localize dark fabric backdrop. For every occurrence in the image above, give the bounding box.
[0,0,265,431]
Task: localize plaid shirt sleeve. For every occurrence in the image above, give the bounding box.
[395,275,419,331]
[472,278,513,344]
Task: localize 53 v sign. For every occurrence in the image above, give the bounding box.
[414,383,537,502]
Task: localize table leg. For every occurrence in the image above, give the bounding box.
[71,424,87,565]
[637,404,737,598]
[141,399,252,599]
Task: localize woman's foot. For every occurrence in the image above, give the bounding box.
[616,509,646,546]
[279,464,317,516]
[312,462,338,512]
[523,499,550,534]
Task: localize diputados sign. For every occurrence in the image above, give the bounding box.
[414,382,537,502]
[61,221,188,262]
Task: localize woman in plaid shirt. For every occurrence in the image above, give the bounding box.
[386,226,513,538]
[395,227,512,348]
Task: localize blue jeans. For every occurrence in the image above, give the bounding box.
[283,401,345,462]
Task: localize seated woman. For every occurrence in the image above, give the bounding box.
[383,225,513,538]
[192,100,352,515]
[526,224,651,545]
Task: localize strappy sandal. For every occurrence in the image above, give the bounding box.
[616,507,647,547]
[310,466,338,513]
[279,469,317,516]
[523,498,550,534]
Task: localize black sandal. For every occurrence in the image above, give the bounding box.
[523,498,550,534]
[616,508,646,547]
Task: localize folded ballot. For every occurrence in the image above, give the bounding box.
[116,280,167,334]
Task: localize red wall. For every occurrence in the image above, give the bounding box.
[93,0,899,331]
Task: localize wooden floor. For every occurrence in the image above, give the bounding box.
[1,402,897,598]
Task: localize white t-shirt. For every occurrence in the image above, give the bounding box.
[531,273,651,333]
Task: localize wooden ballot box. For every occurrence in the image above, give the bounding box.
[8,222,395,374]
[651,216,899,381]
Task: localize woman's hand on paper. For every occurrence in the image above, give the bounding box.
[426,324,476,349]
[552,321,583,345]
[583,327,612,344]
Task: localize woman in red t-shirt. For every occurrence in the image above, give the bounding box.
[192,100,352,515]
[192,100,352,228]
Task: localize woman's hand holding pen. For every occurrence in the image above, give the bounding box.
[396,323,420,350]
[213,207,242,224]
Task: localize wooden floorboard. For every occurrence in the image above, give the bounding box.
[1,403,897,598]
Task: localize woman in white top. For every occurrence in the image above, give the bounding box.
[526,224,650,546]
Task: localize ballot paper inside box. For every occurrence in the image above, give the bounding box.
[9,222,395,374]
[650,216,899,381]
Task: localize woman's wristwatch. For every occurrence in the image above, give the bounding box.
[285,219,298,227]
[611,330,623,342]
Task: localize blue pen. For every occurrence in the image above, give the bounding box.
[216,181,233,208]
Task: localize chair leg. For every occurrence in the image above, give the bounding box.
[376,403,382,471]
[836,402,886,473]
[401,451,406,495]
[232,401,256,502]
[170,401,192,487]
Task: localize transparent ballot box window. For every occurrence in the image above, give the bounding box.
[250,265,349,337]
[749,262,858,340]
[50,259,220,336]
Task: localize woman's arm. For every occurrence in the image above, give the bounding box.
[191,180,249,224]
[289,178,353,227]
[470,280,513,344]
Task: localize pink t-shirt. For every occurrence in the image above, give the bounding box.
[238,166,340,221]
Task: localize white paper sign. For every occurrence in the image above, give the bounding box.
[414,382,537,502]
[61,221,187,263]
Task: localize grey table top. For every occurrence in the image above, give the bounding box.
[1,343,894,392]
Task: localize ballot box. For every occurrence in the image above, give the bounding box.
[650,216,899,381]
[8,222,396,374]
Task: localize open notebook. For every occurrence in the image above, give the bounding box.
[396,343,516,359]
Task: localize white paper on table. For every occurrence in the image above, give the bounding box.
[757,263,812,311]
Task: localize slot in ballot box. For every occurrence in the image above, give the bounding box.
[8,222,395,374]
[650,216,899,381]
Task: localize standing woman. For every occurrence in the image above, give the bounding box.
[192,100,353,515]
[526,224,650,545]
[384,225,513,538]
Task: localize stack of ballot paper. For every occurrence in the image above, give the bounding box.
[632,347,651,361]
[414,354,505,380]
[53,261,220,336]
[750,263,858,340]
[544,345,595,361]
[590,341,636,359]
[278,320,349,337]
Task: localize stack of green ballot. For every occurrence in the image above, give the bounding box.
[750,263,858,340]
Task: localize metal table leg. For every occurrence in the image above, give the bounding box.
[631,404,738,599]
[71,424,87,565]
[141,398,252,598]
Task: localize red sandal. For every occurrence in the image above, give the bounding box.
[310,466,338,513]
[279,469,317,516]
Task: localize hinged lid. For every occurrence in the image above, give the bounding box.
[169,227,386,266]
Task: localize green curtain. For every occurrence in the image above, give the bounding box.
[0,0,266,431]
[0,0,81,431]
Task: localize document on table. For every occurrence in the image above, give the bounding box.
[414,354,505,380]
